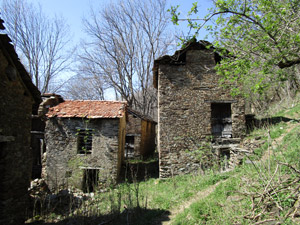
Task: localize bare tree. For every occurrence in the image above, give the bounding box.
[63,69,107,101]
[1,0,72,93]
[79,0,175,116]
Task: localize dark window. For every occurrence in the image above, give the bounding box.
[77,129,93,154]
[125,135,135,158]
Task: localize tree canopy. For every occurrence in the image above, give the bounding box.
[171,0,300,96]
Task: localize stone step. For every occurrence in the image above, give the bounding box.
[213,137,241,145]
[212,144,239,149]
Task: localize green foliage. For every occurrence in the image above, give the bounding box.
[76,119,94,154]
[168,5,180,25]
[67,157,86,189]
[170,0,300,96]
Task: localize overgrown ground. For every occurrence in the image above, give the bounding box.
[27,98,300,225]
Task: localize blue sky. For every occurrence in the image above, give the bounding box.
[24,0,214,98]
[27,0,214,45]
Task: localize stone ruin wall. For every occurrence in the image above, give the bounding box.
[0,48,34,224]
[45,118,122,191]
[157,49,246,178]
[126,113,142,156]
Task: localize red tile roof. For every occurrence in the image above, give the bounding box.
[46,100,127,118]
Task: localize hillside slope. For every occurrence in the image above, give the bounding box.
[170,102,300,225]
[26,100,300,225]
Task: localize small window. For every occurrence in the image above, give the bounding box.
[77,129,93,154]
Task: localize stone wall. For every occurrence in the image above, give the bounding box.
[0,48,34,224]
[45,117,124,191]
[126,113,142,156]
[156,46,246,178]
[126,113,142,135]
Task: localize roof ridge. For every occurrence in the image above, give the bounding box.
[63,100,127,103]
[46,100,127,118]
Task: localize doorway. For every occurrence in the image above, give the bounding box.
[82,169,99,193]
[211,103,232,138]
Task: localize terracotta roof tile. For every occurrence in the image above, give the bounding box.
[46,100,127,118]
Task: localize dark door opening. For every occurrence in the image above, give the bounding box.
[82,169,99,193]
[211,103,232,138]
[31,135,44,179]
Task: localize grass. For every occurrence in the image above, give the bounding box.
[171,103,300,225]
[27,99,300,225]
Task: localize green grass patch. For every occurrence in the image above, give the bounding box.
[27,98,300,225]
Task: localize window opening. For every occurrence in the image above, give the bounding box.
[125,135,135,159]
[77,129,93,154]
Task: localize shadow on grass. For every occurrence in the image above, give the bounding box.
[27,207,170,225]
[246,115,299,132]
[120,160,159,183]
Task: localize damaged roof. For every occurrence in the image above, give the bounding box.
[46,100,127,119]
[0,18,41,107]
[152,40,223,89]
[127,108,156,123]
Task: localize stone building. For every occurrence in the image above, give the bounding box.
[0,19,41,224]
[153,40,246,178]
[31,93,64,179]
[125,108,156,159]
[45,100,126,192]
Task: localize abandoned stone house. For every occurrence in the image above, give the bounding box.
[0,19,41,225]
[153,40,246,178]
[45,100,127,192]
[31,93,64,179]
[125,108,156,159]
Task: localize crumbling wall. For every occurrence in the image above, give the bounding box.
[126,113,142,155]
[156,48,246,178]
[45,118,123,191]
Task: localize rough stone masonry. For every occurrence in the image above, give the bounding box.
[153,40,246,178]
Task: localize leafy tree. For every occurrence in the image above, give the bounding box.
[170,0,300,96]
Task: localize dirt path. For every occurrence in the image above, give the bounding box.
[161,180,224,225]
[159,122,298,225]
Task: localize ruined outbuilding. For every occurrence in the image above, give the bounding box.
[31,93,64,179]
[0,19,41,224]
[153,40,246,178]
[45,100,126,192]
[125,108,156,159]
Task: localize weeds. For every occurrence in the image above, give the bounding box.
[172,112,300,224]
[27,100,300,224]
